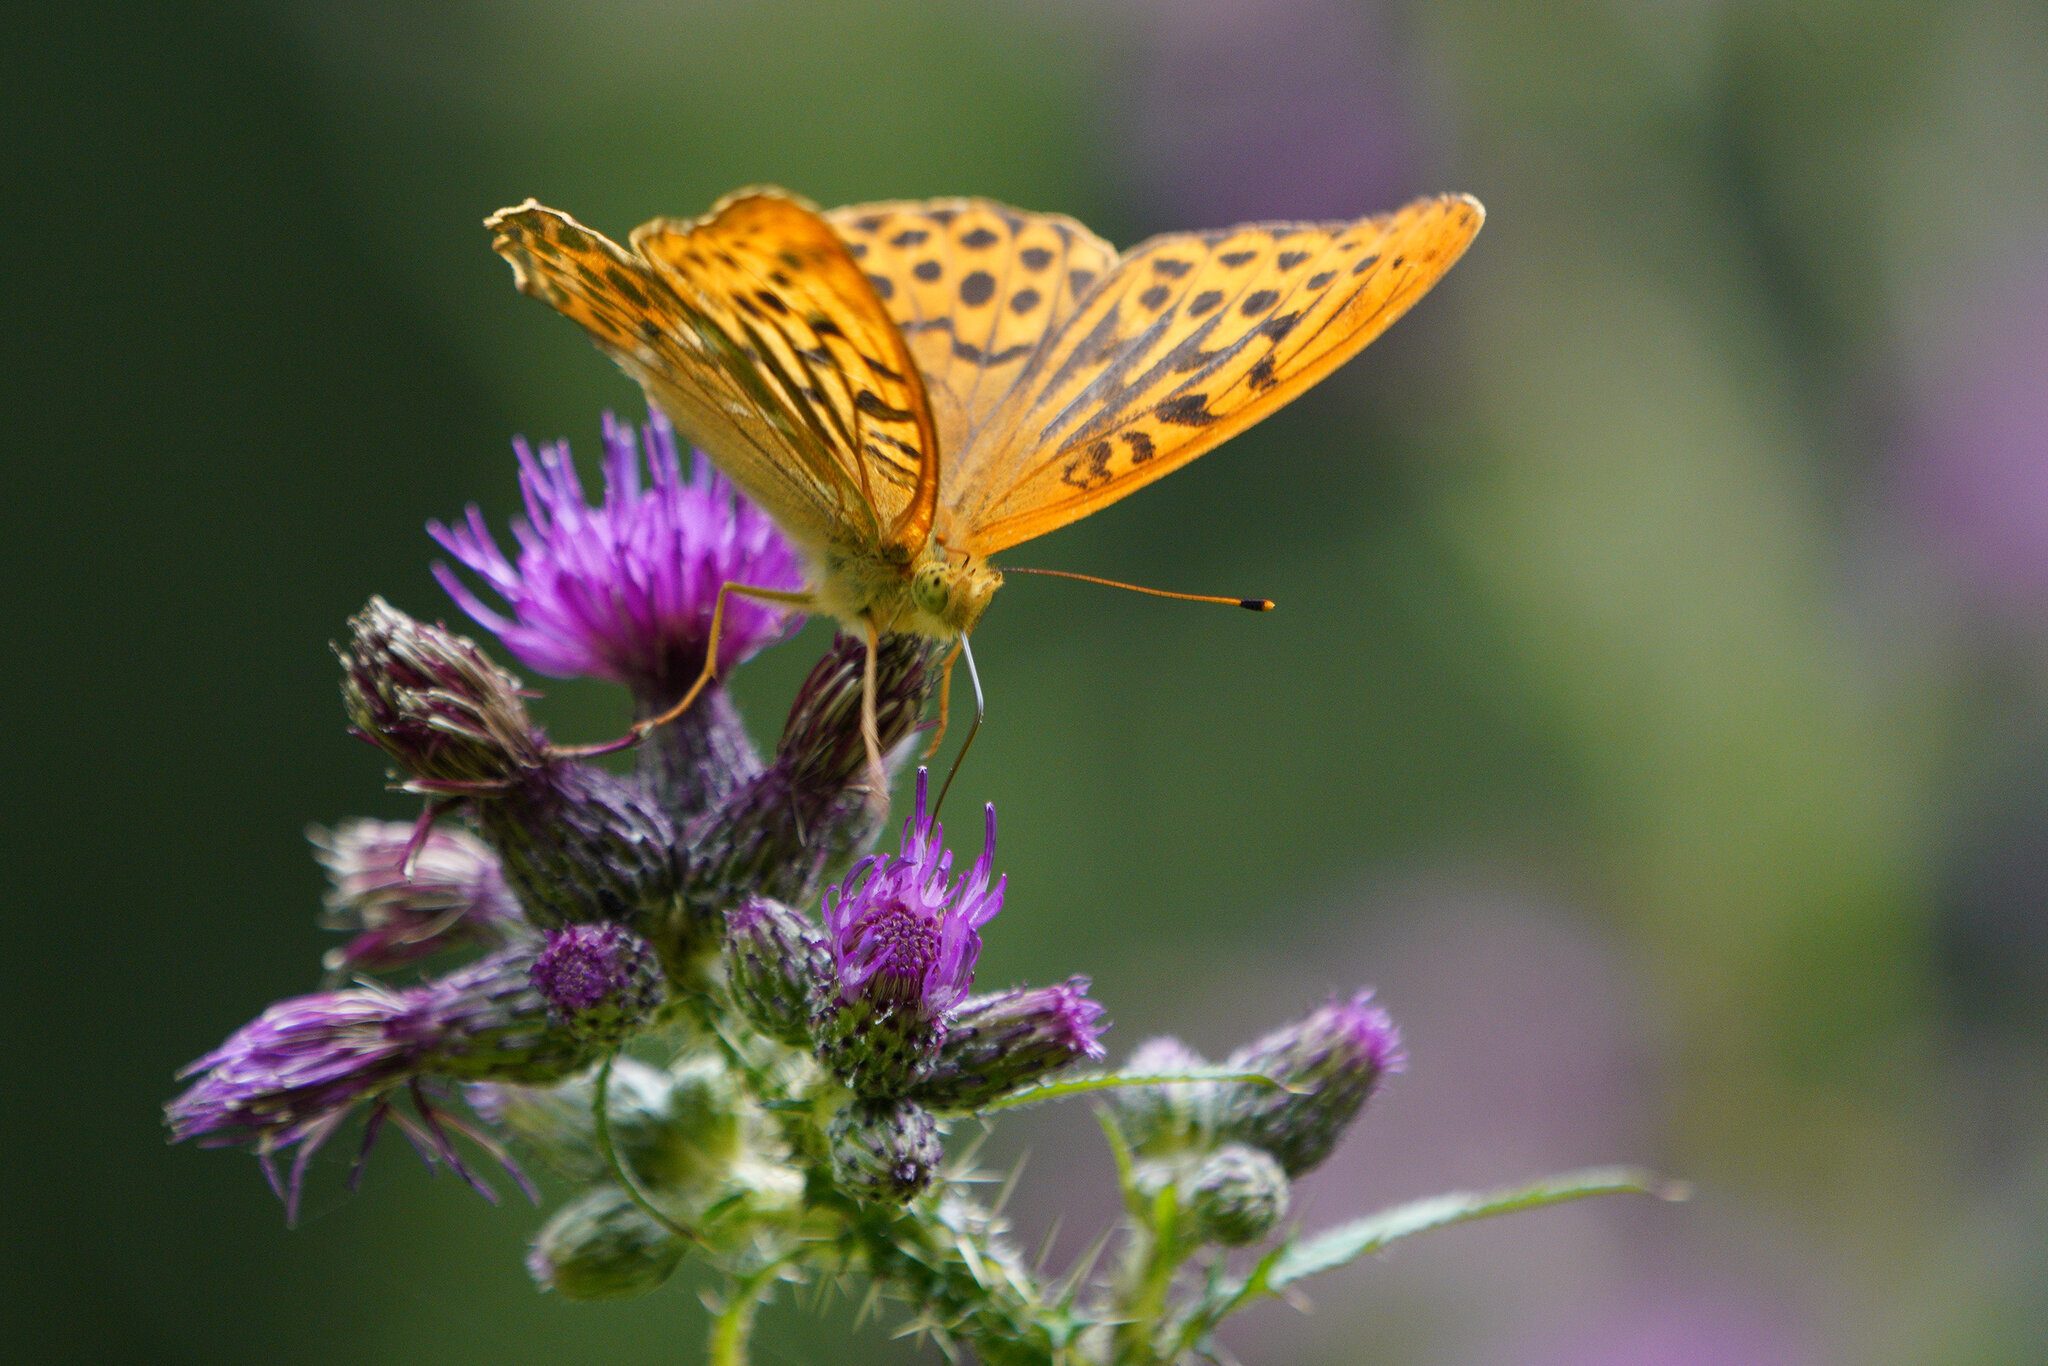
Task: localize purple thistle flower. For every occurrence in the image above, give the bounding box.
[166,948,597,1221]
[430,409,804,702]
[313,819,525,975]
[529,922,663,1046]
[821,769,1004,1015]
[813,770,1007,1097]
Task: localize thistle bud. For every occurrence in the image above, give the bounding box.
[526,1187,684,1300]
[529,923,663,1047]
[1111,1036,1223,1154]
[723,898,831,1046]
[829,1098,941,1204]
[337,597,545,788]
[472,762,683,935]
[1219,991,1405,1176]
[1187,1143,1290,1246]
[469,1056,742,1194]
[913,977,1107,1112]
[688,634,938,909]
[312,819,523,974]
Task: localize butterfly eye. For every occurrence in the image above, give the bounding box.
[911,564,951,617]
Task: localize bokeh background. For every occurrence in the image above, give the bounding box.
[15,1,2048,1361]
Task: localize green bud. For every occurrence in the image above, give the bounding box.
[469,1056,743,1193]
[829,1098,941,1204]
[1187,1143,1289,1246]
[526,1187,683,1301]
[1110,1037,1222,1155]
[723,897,830,1046]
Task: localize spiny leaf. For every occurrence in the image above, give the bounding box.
[1267,1166,1682,1291]
[1182,1167,1681,1347]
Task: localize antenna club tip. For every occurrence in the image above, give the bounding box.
[1242,598,1276,612]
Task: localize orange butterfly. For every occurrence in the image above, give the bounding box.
[487,188,1483,796]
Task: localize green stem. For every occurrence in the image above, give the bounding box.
[1112,1193,1187,1366]
[708,1257,789,1366]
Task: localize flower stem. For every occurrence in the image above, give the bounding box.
[1112,1190,1189,1366]
[708,1256,791,1366]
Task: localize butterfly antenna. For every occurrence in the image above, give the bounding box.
[1005,566,1274,611]
[932,634,984,823]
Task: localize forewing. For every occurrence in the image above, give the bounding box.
[824,199,1117,528]
[951,194,1485,555]
[487,190,939,554]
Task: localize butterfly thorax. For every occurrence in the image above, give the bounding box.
[812,542,1001,641]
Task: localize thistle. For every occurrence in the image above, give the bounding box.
[168,405,1676,1361]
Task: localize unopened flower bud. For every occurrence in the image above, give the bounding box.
[469,1056,741,1194]
[1111,1036,1222,1154]
[526,1187,683,1300]
[312,819,523,974]
[913,977,1107,1112]
[337,597,545,788]
[530,923,663,1047]
[1220,991,1405,1176]
[1187,1143,1290,1246]
[829,1098,941,1204]
[723,898,831,1046]
[688,635,938,908]
[473,762,683,935]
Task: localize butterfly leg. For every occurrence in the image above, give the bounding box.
[859,620,889,810]
[923,638,965,760]
[551,580,814,758]
[931,634,984,822]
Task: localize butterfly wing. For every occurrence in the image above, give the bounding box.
[488,190,939,556]
[824,199,1117,520]
[945,193,1485,556]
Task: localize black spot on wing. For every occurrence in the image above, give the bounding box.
[1306,270,1335,289]
[1069,268,1097,295]
[1010,288,1042,314]
[959,226,1000,249]
[1139,284,1170,310]
[1188,290,1224,317]
[1350,253,1381,276]
[890,228,930,247]
[1154,393,1216,426]
[1240,290,1279,315]
[959,271,995,306]
[1121,429,1156,464]
[1152,258,1194,278]
[1218,250,1256,267]
[854,390,917,422]
[913,260,942,282]
[1020,247,1053,271]
[1276,251,1310,270]
[866,273,894,299]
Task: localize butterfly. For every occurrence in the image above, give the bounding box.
[487,186,1484,800]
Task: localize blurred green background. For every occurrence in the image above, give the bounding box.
[15,1,2048,1360]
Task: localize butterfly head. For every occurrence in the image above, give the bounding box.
[909,552,1002,638]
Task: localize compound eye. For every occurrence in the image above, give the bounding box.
[913,566,948,614]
